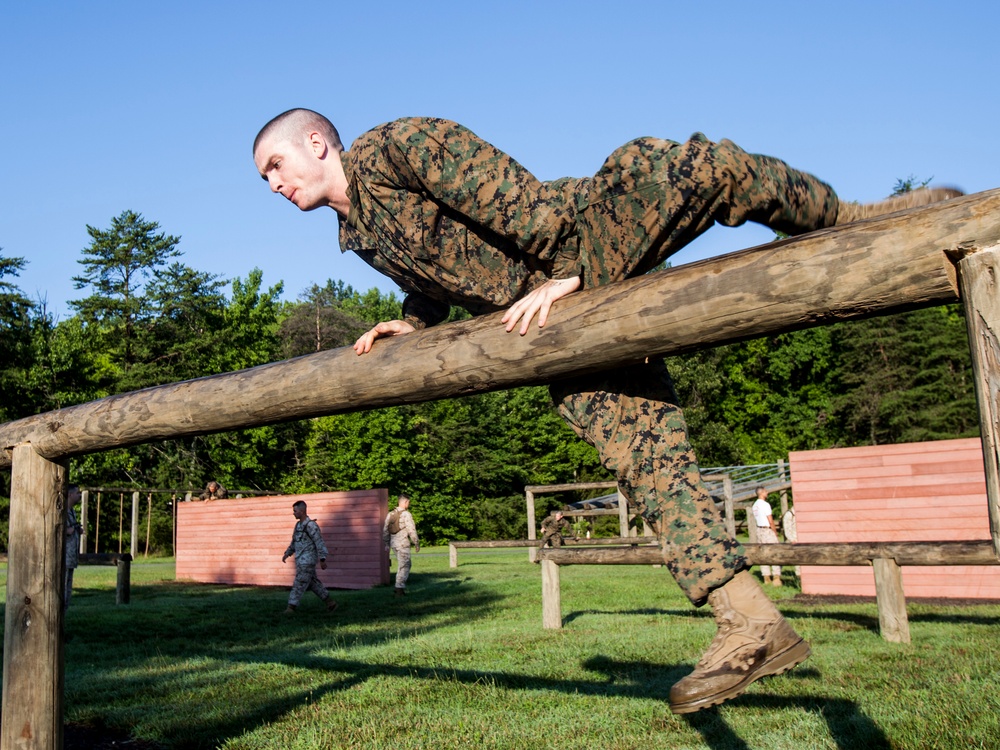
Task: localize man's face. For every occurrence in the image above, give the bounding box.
[254,132,328,212]
[293,504,306,520]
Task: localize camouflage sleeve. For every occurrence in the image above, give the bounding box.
[284,532,296,559]
[306,520,329,560]
[384,118,582,280]
[401,291,451,330]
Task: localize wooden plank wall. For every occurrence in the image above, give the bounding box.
[789,438,999,598]
[176,490,390,589]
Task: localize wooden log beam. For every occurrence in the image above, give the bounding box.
[449,536,657,549]
[2,189,998,469]
[538,540,1000,566]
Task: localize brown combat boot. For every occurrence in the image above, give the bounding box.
[394,587,405,597]
[669,571,811,714]
[835,186,963,225]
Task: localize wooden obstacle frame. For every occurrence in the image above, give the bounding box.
[3,191,1000,748]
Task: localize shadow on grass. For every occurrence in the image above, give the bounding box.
[20,572,896,749]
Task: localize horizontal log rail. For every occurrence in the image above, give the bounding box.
[4,189,1000,469]
[537,539,1000,641]
[448,536,657,567]
[538,540,1000,567]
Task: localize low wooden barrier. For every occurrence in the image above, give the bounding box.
[537,540,999,642]
[448,536,656,567]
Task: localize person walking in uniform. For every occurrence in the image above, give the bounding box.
[383,495,419,596]
[64,484,84,612]
[282,500,338,613]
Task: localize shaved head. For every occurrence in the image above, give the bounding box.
[254,108,343,156]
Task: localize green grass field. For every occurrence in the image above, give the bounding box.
[2,551,999,749]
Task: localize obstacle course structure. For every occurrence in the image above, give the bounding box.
[3,190,1000,748]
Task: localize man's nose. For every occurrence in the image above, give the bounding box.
[268,174,282,194]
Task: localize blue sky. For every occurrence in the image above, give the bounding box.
[2,1,997,319]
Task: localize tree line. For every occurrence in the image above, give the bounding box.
[0,207,979,551]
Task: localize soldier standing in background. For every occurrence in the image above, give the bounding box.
[282,500,338,614]
[64,484,84,612]
[383,494,420,597]
[254,107,960,713]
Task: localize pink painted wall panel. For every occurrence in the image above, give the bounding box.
[176,490,390,589]
[788,438,998,598]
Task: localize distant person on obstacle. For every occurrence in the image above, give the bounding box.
[64,484,84,612]
[253,108,961,713]
[199,480,228,500]
[383,494,420,597]
[540,511,577,549]
[751,487,782,586]
[281,500,338,614]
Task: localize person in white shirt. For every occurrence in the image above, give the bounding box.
[751,487,781,586]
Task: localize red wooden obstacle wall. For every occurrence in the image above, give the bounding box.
[790,438,999,598]
[176,489,390,589]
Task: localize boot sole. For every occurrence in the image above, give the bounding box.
[669,638,812,714]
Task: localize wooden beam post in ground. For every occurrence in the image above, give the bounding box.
[617,489,629,537]
[722,474,735,538]
[449,543,458,569]
[958,245,1000,559]
[525,489,537,564]
[79,489,88,554]
[541,559,561,629]
[872,558,911,643]
[130,490,139,557]
[1,444,67,750]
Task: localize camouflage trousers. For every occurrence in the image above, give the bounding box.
[288,563,329,607]
[540,531,564,548]
[551,362,747,607]
[578,132,838,287]
[547,134,835,605]
[391,542,413,589]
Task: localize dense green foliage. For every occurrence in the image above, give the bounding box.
[0,206,979,551]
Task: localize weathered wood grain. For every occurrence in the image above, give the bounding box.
[1,445,67,750]
[4,189,1000,468]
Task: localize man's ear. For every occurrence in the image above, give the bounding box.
[307,131,328,158]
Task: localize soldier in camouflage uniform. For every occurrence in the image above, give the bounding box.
[254,109,960,712]
[281,500,338,614]
[539,511,576,549]
[199,480,228,500]
[383,495,420,596]
[64,485,84,612]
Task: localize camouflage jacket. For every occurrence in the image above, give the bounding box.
[65,507,82,569]
[339,117,590,328]
[383,509,419,549]
[284,517,329,566]
[540,515,573,537]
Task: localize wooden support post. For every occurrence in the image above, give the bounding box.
[617,489,629,538]
[526,489,537,563]
[958,245,1000,559]
[541,559,561,629]
[1,443,67,750]
[116,554,132,606]
[872,558,910,643]
[131,490,139,557]
[722,474,735,538]
[449,543,458,568]
[79,488,89,554]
